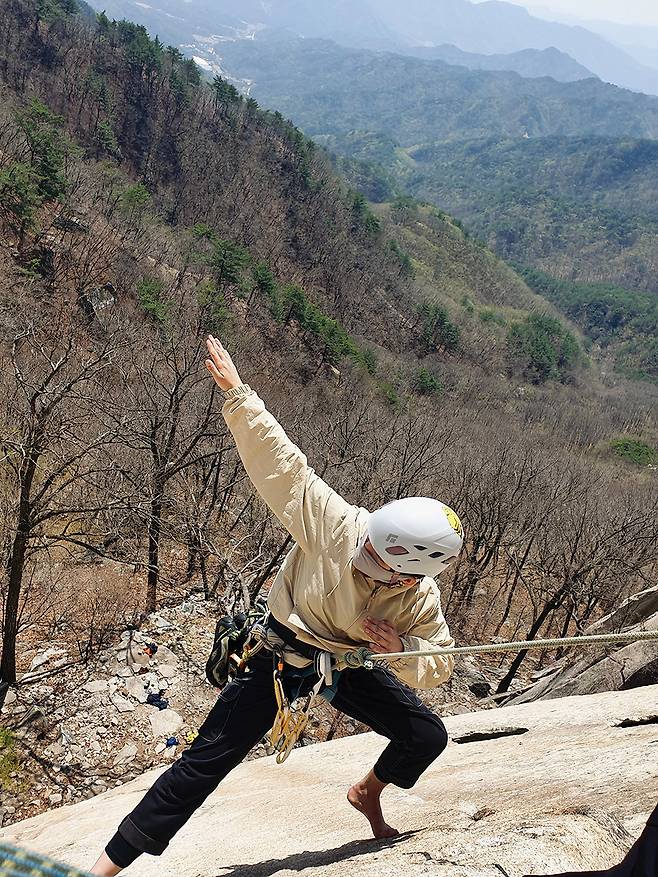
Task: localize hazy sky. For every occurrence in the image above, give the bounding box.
[474,0,658,26]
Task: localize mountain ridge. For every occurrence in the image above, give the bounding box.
[83,0,658,95]
[408,44,595,81]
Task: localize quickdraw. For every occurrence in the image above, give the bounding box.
[269,649,333,764]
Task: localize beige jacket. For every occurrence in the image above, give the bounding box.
[222,385,455,689]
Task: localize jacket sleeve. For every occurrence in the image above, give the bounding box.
[389,585,455,689]
[222,386,354,554]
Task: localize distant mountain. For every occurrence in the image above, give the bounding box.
[84,0,658,95]
[408,45,594,82]
[81,0,401,52]
[218,38,658,141]
[367,0,658,95]
[561,20,658,74]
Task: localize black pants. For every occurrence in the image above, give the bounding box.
[526,802,658,877]
[109,650,447,865]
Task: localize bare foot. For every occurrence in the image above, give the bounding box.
[348,780,399,839]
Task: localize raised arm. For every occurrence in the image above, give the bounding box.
[205,336,355,554]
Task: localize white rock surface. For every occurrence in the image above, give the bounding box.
[82,680,108,694]
[154,646,178,667]
[109,693,135,714]
[127,643,151,668]
[113,744,138,766]
[125,678,149,703]
[148,709,183,738]
[3,686,657,877]
[27,648,68,674]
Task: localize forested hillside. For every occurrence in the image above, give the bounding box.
[213,37,658,379]
[0,0,656,740]
[220,39,658,141]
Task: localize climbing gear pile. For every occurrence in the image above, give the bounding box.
[343,628,658,669]
[205,596,268,688]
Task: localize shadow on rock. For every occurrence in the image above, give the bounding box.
[214,830,423,877]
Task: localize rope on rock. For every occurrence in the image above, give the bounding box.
[343,628,658,669]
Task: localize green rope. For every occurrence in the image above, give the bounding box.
[343,628,658,669]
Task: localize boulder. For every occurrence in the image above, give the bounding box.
[109,694,135,714]
[587,586,658,634]
[21,648,68,682]
[505,606,658,706]
[125,678,149,704]
[113,744,138,766]
[149,709,183,739]
[127,643,151,668]
[154,646,178,667]
[82,680,108,694]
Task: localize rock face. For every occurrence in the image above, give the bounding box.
[589,586,658,634]
[504,588,658,706]
[2,685,657,877]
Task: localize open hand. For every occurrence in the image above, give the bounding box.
[363,617,403,654]
[205,336,242,392]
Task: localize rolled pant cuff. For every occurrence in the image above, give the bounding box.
[373,762,415,790]
[106,832,141,869]
[118,816,168,856]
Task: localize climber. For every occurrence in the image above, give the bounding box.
[525,799,657,877]
[89,335,464,876]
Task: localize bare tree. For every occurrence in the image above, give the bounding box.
[115,299,225,613]
[0,315,130,705]
[496,472,658,693]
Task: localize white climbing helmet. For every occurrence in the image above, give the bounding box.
[367,497,464,577]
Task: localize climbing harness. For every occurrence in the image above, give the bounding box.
[207,605,334,763]
[343,628,658,669]
[214,607,658,765]
[269,648,333,764]
[263,614,336,763]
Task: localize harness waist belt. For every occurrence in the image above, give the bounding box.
[267,614,323,662]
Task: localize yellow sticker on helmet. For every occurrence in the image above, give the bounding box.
[444,505,463,537]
